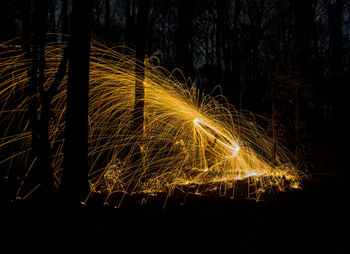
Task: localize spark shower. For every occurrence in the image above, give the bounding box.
[0,38,303,205]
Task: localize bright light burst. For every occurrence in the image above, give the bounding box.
[0,37,303,205]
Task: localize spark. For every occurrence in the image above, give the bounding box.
[193,117,240,158]
[0,37,303,204]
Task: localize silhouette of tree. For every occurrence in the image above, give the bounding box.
[61,0,92,205]
[128,0,150,186]
[133,0,150,131]
[294,0,313,171]
[176,0,193,83]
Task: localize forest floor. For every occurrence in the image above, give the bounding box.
[2,174,349,254]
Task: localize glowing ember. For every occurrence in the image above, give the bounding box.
[0,38,303,204]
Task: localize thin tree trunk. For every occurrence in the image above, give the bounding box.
[125,0,136,46]
[271,81,276,163]
[62,0,92,205]
[133,0,150,132]
[216,0,222,74]
[221,0,231,77]
[129,0,150,184]
[239,63,248,110]
[8,0,33,202]
[327,0,344,151]
[61,0,69,34]
[29,0,55,196]
[49,1,57,34]
[176,0,193,83]
[105,0,111,42]
[294,0,312,172]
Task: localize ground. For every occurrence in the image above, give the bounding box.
[2,175,349,254]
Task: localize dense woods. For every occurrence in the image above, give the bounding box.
[1,1,349,253]
[1,0,349,191]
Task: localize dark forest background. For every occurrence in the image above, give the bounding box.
[1,0,350,197]
[1,1,349,253]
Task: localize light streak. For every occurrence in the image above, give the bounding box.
[193,117,240,158]
[0,37,303,204]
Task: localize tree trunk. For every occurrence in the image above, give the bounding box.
[221,0,231,77]
[6,0,33,202]
[23,0,56,198]
[128,0,150,186]
[125,0,136,46]
[61,0,69,34]
[48,1,57,34]
[294,0,313,172]
[176,0,193,83]
[271,81,276,163]
[133,0,150,132]
[327,0,344,151]
[36,0,55,194]
[216,0,223,74]
[62,0,92,205]
[20,0,31,52]
[239,63,248,110]
[105,0,111,43]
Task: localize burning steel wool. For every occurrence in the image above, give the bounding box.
[0,38,303,205]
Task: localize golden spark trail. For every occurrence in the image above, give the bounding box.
[0,37,303,204]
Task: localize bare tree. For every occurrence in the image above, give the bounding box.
[60,0,69,35]
[105,0,111,43]
[128,0,150,185]
[294,0,313,172]
[125,0,136,46]
[176,0,193,83]
[133,0,150,131]
[61,0,92,205]
[327,0,345,150]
